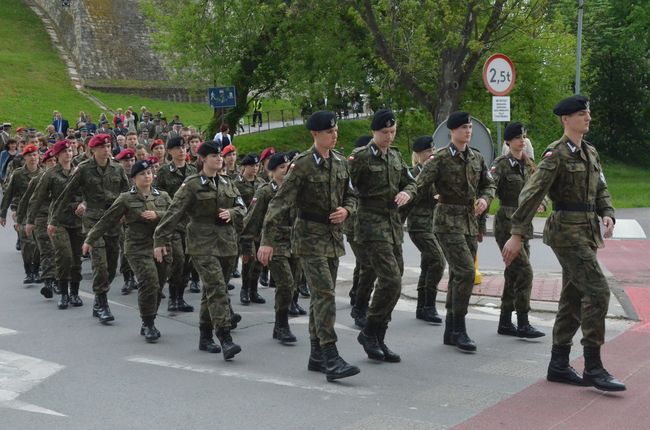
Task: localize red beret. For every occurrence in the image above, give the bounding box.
[22,144,38,156]
[115,148,135,161]
[260,147,276,162]
[51,140,71,156]
[222,144,236,156]
[146,155,159,164]
[88,133,112,148]
[150,139,165,151]
[42,149,55,162]
[16,127,26,133]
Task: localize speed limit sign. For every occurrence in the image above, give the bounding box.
[482,53,516,96]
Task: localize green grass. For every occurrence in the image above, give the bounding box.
[603,159,650,208]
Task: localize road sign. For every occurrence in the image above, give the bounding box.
[432,116,495,167]
[483,54,516,96]
[208,86,237,109]
[492,96,511,122]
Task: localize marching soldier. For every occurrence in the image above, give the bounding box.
[258,111,360,382]
[349,109,416,363]
[256,147,275,288]
[222,144,238,179]
[115,148,138,295]
[502,95,625,391]
[415,112,495,353]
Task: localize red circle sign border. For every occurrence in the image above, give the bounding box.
[482,53,516,96]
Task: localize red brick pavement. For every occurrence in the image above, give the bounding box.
[436,272,564,302]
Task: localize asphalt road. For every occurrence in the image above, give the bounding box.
[0,218,633,430]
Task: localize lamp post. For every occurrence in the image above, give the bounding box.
[575,0,584,94]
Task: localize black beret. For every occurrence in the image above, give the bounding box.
[287,149,300,160]
[504,122,526,141]
[446,111,471,129]
[240,153,260,166]
[553,95,590,116]
[130,160,151,178]
[412,136,434,153]
[197,140,221,157]
[306,111,337,131]
[355,135,372,148]
[371,109,396,131]
[267,152,290,171]
[166,136,184,150]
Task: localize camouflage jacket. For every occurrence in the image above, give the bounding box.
[154,162,197,233]
[415,143,495,236]
[16,171,46,225]
[235,174,266,208]
[406,163,437,233]
[27,163,82,229]
[511,135,614,248]
[154,172,246,257]
[0,165,43,218]
[86,187,171,256]
[51,157,129,235]
[349,142,417,244]
[261,146,356,258]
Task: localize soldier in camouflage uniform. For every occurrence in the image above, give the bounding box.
[222,144,239,179]
[258,111,360,382]
[28,141,84,309]
[235,153,266,305]
[349,109,416,363]
[154,137,196,312]
[415,112,495,353]
[84,160,172,343]
[502,95,625,391]
[242,152,299,344]
[0,144,43,284]
[20,150,57,299]
[406,136,445,325]
[50,134,130,324]
[257,147,275,288]
[154,140,246,360]
[490,122,545,339]
[115,148,138,295]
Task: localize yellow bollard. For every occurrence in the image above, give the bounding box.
[474,254,482,285]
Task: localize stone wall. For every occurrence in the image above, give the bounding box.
[27,0,167,83]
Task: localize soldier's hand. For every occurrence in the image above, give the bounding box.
[502,235,522,267]
[329,207,348,224]
[75,202,86,217]
[82,243,92,255]
[603,216,615,239]
[394,191,411,207]
[141,210,158,221]
[154,246,167,263]
[218,208,231,223]
[474,198,488,216]
[257,246,274,266]
[0,217,5,227]
[47,224,57,238]
[24,223,34,236]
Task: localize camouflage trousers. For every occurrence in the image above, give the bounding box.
[169,231,193,297]
[301,256,339,347]
[242,241,263,290]
[495,219,533,313]
[408,231,446,297]
[89,233,120,294]
[551,246,610,347]
[193,255,235,330]
[18,225,39,270]
[436,233,478,317]
[126,252,170,318]
[119,229,132,276]
[364,241,404,326]
[348,240,377,309]
[33,217,56,280]
[50,226,83,282]
[268,255,301,313]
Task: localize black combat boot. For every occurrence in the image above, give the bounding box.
[32,264,43,283]
[443,312,454,345]
[352,304,368,329]
[167,284,178,312]
[291,291,306,315]
[69,281,83,307]
[497,310,518,336]
[249,282,266,304]
[57,280,69,309]
[415,288,426,319]
[546,344,584,386]
[229,303,241,329]
[272,310,297,344]
[121,272,132,295]
[189,272,201,293]
[377,325,401,363]
[417,290,443,324]
[322,343,360,382]
[259,267,269,287]
[231,268,241,278]
[142,316,159,343]
[92,295,100,317]
[40,278,54,298]
[583,346,626,391]
[198,325,221,353]
[129,275,138,290]
[53,280,61,295]
[516,312,545,339]
[308,338,325,372]
[16,236,21,251]
[96,293,115,324]
[176,288,194,312]
[357,321,385,361]
[452,315,477,353]
[24,263,35,285]
[298,281,310,298]
[216,328,241,360]
[240,285,250,305]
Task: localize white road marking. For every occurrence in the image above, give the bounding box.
[0,327,17,336]
[127,356,375,397]
[0,349,66,417]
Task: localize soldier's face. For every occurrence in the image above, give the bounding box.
[136,149,148,161]
[372,124,397,149]
[169,146,186,162]
[313,126,338,150]
[25,152,39,167]
[189,139,200,152]
[126,135,138,148]
[93,143,111,160]
[120,159,134,172]
[272,163,289,181]
[243,164,258,177]
[58,147,73,164]
[451,123,472,144]
[564,110,591,134]
[45,158,57,168]
[508,136,525,152]
[135,168,153,188]
[203,153,223,171]
[152,145,165,159]
[225,152,237,167]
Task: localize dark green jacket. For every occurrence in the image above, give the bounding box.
[27,164,82,228]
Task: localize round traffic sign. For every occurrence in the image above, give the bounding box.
[482,53,516,96]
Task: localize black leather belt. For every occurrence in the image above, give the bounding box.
[438,196,473,206]
[297,209,330,224]
[359,199,398,210]
[553,202,595,212]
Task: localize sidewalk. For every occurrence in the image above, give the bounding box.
[485,216,646,239]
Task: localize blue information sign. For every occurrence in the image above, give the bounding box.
[208,86,237,108]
